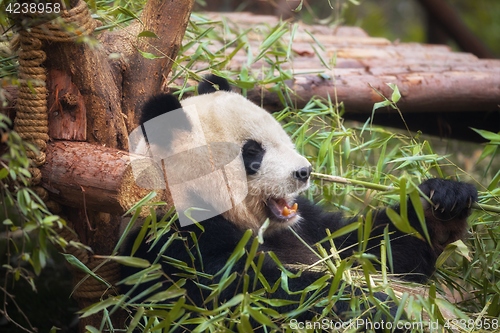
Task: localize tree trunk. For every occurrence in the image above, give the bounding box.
[43,37,128,149]
[120,0,195,130]
[47,69,87,141]
[8,0,195,330]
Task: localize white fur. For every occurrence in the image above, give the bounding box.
[133,91,311,232]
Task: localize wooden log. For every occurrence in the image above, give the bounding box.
[40,141,166,214]
[247,70,500,113]
[178,12,500,118]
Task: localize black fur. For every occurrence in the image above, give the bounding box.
[123,77,478,332]
[138,93,191,150]
[139,93,183,125]
[121,180,477,331]
[242,139,265,175]
[419,178,477,221]
[198,74,232,94]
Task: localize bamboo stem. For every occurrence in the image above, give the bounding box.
[311,172,500,214]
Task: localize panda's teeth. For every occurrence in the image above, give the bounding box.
[266,198,298,220]
[282,206,291,216]
[282,202,298,217]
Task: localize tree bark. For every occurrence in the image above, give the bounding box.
[120,0,195,130]
[47,69,87,141]
[43,41,129,149]
[246,68,500,113]
[41,141,165,214]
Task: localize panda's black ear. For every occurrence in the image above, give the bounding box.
[139,94,182,125]
[198,74,231,95]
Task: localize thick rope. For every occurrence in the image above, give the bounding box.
[13,1,118,301]
[14,34,48,185]
[29,0,97,42]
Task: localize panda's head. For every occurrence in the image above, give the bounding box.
[130,75,312,233]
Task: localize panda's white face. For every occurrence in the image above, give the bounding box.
[132,90,312,233]
[179,91,312,232]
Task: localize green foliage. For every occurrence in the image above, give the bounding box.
[100,13,500,332]
[450,0,500,57]
[1,1,499,332]
[0,113,76,330]
[87,0,147,32]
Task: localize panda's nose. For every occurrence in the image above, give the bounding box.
[294,166,312,182]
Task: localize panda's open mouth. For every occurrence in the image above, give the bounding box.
[266,198,298,221]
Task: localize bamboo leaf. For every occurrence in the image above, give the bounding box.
[387,83,401,103]
[146,286,185,302]
[286,23,298,60]
[247,306,276,328]
[80,297,122,318]
[470,128,500,142]
[399,177,407,221]
[254,22,287,62]
[126,307,145,333]
[385,208,423,241]
[99,255,151,268]
[488,169,500,191]
[85,326,101,333]
[237,314,253,333]
[293,0,304,11]
[137,49,164,60]
[383,225,394,273]
[138,30,158,38]
[316,221,361,244]
[62,253,111,288]
[409,188,431,244]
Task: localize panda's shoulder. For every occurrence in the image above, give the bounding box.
[123,215,245,259]
[292,197,345,241]
[178,216,249,255]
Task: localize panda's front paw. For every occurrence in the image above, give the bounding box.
[418,179,477,250]
[419,179,477,220]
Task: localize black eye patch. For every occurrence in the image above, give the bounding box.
[242,140,265,175]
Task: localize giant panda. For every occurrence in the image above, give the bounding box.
[121,75,478,331]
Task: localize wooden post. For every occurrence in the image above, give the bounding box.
[41,141,166,214]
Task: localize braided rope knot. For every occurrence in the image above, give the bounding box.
[29,0,97,42]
